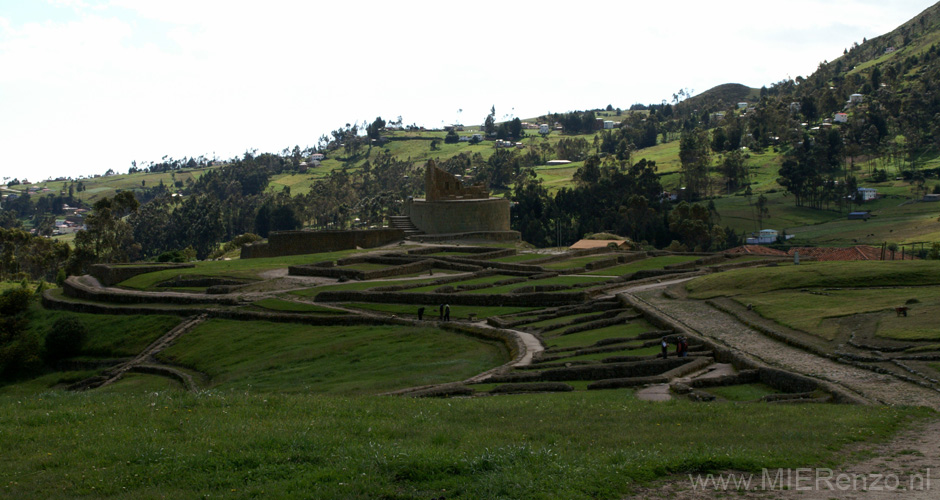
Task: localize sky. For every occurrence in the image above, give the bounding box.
[1,0,936,182]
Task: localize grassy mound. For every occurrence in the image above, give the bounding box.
[156,319,507,393]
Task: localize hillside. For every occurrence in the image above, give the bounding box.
[4,2,940,266]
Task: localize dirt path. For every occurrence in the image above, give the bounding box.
[622,287,940,408]
[632,418,940,499]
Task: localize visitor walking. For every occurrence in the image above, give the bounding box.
[417,307,425,321]
[661,337,668,359]
[444,304,451,322]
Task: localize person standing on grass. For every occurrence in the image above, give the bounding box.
[417,307,425,321]
[444,304,451,322]
[661,337,668,359]
[676,337,682,357]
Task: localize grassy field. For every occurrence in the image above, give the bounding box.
[404,274,517,293]
[542,254,619,270]
[544,321,654,350]
[521,312,599,329]
[584,255,701,275]
[21,304,180,358]
[250,298,346,314]
[559,344,660,362]
[490,253,550,263]
[290,276,453,298]
[465,275,610,294]
[686,261,940,299]
[0,390,925,499]
[703,383,781,402]
[738,287,940,341]
[157,319,506,394]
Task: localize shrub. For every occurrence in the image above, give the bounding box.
[872,169,888,182]
[44,316,87,363]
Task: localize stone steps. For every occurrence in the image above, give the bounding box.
[388,215,423,235]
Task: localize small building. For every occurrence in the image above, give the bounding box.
[737,102,748,109]
[833,112,848,123]
[849,94,864,104]
[458,136,469,142]
[857,187,878,201]
[922,193,940,202]
[789,102,801,114]
[746,229,779,245]
[885,46,896,54]
[546,160,571,166]
[848,211,871,220]
[471,133,483,142]
[310,153,325,161]
[603,120,614,129]
[538,124,550,134]
[710,111,725,122]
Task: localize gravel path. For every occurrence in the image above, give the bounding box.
[625,288,940,408]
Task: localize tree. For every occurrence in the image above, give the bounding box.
[70,197,140,272]
[0,288,41,380]
[755,194,770,230]
[366,116,386,140]
[484,106,496,135]
[679,127,712,199]
[720,149,748,193]
[44,316,86,363]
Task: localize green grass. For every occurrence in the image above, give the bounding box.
[686,261,940,299]
[157,319,507,394]
[344,303,538,320]
[0,390,926,499]
[97,373,185,393]
[466,275,611,294]
[544,320,653,349]
[556,344,660,362]
[542,254,619,270]
[490,253,550,263]
[521,312,599,329]
[404,274,516,293]
[21,304,181,358]
[336,262,393,271]
[289,276,445,298]
[117,249,368,289]
[733,286,940,341]
[251,298,346,314]
[584,255,701,275]
[703,383,781,402]
[0,370,100,395]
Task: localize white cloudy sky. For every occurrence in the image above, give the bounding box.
[1,0,936,181]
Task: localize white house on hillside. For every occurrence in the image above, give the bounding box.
[833,113,848,123]
[858,187,878,201]
[539,124,550,134]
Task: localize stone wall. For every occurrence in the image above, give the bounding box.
[315,290,586,307]
[241,229,404,259]
[404,198,510,234]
